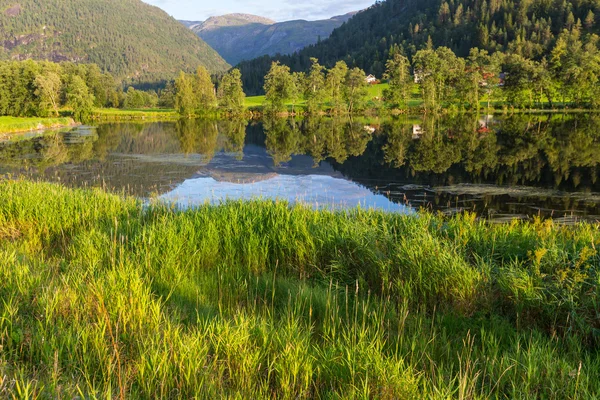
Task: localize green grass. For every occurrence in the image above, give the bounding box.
[245,83,390,111]
[92,108,178,120]
[243,83,600,114]
[0,180,599,398]
[0,117,75,136]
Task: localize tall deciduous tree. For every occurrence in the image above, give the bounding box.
[328,61,348,113]
[383,46,413,110]
[344,67,368,113]
[175,71,196,118]
[218,69,246,115]
[264,62,295,114]
[304,58,327,114]
[35,70,62,117]
[194,66,217,113]
[67,76,95,122]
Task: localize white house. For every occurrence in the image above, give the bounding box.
[412,125,424,139]
[365,74,377,84]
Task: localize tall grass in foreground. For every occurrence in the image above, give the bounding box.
[0,180,598,399]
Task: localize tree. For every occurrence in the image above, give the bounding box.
[503,53,536,108]
[584,10,595,29]
[304,58,327,114]
[264,62,295,114]
[413,49,442,111]
[66,76,95,122]
[414,47,464,111]
[460,48,500,110]
[34,70,62,117]
[344,67,368,113]
[218,69,246,114]
[123,87,158,109]
[159,81,176,108]
[123,87,143,109]
[383,47,413,110]
[175,71,196,118]
[328,61,348,113]
[550,31,600,106]
[194,66,217,113]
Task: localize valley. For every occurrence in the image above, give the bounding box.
[0,0,599,398]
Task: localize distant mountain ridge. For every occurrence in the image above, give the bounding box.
[0,0,230,85]
[182,12,357,65]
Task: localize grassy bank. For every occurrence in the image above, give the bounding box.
[91,108,178,121]
[0,181,599,398]
[0,117,76,137]
[244,83,600,114]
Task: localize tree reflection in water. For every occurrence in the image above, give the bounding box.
[1,113,600,220]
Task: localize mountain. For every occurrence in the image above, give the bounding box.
[188,12,356,65]
[0,0,230,85]
[237,0,600,94]
[180,14,276,31]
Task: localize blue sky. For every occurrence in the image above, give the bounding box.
[143,0,375,22]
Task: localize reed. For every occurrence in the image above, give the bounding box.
[0,180,598,399]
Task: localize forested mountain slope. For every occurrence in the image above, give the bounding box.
[238,0,600,94]
[191,13,356,65]
[0,0,230,85]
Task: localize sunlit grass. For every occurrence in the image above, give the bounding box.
[92,108,178,120]
[0,116,75,136]
[0,180,598,398]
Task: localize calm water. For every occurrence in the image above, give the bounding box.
[2,114,600,222]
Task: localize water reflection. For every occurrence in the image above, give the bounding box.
[1,113,600,221]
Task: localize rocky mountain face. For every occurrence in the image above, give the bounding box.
[184,12,356,65]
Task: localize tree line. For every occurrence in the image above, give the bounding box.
[174,67,246,117]
[259,27,600,113]
[236,0,599,95]
[0,60,177,121]
[406,29,600,111]
[261,60,370,114]
[0,0,228,86]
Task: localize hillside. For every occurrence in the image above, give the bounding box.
[237,0,600,94]
[190,13,356,65]
[181,14,275,31]
[0,0,230,85]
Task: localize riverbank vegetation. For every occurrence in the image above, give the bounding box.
[0,117,76,137]
[251,30,600,114]
[0,180,598,398]
[2,29,600,129]
[237,0,600,96]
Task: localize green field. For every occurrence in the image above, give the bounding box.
[92,108,178,120]
[0,117,75,136]
[244,83,392,110]
[0,180,598,398]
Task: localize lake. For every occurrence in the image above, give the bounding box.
[2,114,600,222]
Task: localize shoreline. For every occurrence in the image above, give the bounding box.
[0,117,79,139]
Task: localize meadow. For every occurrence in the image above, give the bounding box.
[0,117,75,137]
[0,180,598,399]
[91,108,179,121]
